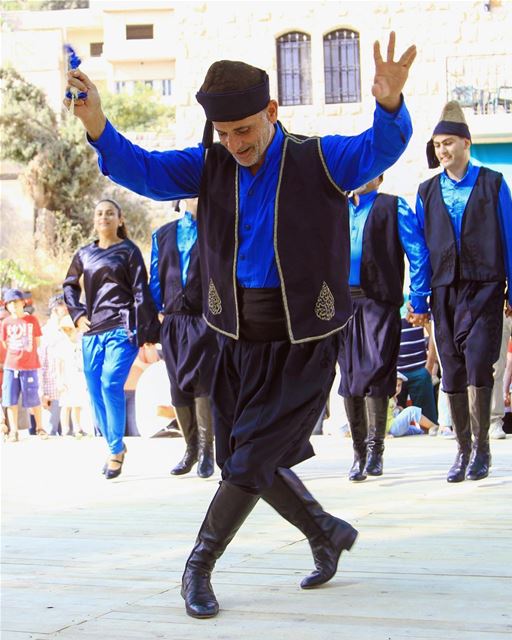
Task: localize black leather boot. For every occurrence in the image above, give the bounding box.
[344,396,368,482]
[364,396,388,476]
[466,386,492,481]
[262,468,358,589]
[181,481,259,618]
[171,405,198,475]
[446,392,471,483]
[195,397,215,478]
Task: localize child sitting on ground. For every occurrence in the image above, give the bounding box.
[387,372,439,437]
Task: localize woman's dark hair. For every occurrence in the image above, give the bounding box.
[95,198,129,239]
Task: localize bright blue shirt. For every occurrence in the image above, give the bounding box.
[412,162,512,311]
[149,211,197,311]
[348,192,374,286]
[176,211,198,288]
[348,191,431,299]
[149,230,162,311]
[91,99,413,288]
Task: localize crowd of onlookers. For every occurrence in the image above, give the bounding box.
[1,289,511,444]
[0,289,180,442]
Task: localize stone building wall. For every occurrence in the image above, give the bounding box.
[172,0,511,205]
[1,0,510,270]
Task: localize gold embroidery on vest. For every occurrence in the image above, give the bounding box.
[315,281,335,321]
[208,279,222,315]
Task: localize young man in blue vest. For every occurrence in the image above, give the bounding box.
[339,175,426,481]
[407,101,512,483]
[149,199,217,478]
[65,32,416,618]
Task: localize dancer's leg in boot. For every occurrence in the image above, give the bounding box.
[365,396,388,476]
[343,396,368,482]
[466,386,492,481]
[261,468,358,588]
[446,391,471,483]
[181,481,259,618]
[195,396,215,478]
[171,405,198,475]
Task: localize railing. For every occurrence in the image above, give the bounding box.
[446,54,512,114]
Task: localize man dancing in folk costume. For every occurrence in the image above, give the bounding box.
[338,174,426,481]
[65,32,416,618]
[149,199,217,478]
[407,101,512,483]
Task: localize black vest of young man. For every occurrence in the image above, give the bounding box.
[359,193,404,306]
[154,220,203,315]
[197,129,352,343]
[419,166,504,287]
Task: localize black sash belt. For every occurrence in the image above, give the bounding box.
[237,287,288,342]
[349,286,366,299]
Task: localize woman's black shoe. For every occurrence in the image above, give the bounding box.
[105,446,127,479]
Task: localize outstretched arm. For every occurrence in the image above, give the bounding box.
[65,69,203,200]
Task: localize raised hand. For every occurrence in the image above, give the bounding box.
[372,31,417,111]
[64,69,106,140]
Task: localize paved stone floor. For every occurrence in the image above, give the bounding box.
[1,425,511,640]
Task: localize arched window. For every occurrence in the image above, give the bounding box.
[324,29,361,103]
[276,32,312,106]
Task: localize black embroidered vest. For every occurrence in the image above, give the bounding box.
[197,129,352,343]
[360,193,404,306]
[419,167,504,287]
[154,220,203,314]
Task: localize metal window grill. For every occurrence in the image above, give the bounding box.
[324,29,361,104]
[276,32,312,106]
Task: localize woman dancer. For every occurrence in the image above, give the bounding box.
[63,198,160,478]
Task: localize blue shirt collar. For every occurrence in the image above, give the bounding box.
[181,210,196,227]
[358,190,378,206]
[442,160,479,186]
[351,190,378,210]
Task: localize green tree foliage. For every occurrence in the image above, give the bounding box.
[0,66,155,252]
[1,1,88,10]
[0,258,49,291]
[39,0,89,8]
[101,84,175,132]
[0,66,57,164]
[0,66,100,224]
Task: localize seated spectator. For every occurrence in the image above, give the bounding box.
[396,312,438,424]
[388,372,439,437]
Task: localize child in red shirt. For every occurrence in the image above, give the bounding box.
[1,289,47,441]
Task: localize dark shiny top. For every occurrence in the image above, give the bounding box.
[63,239,160,346]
